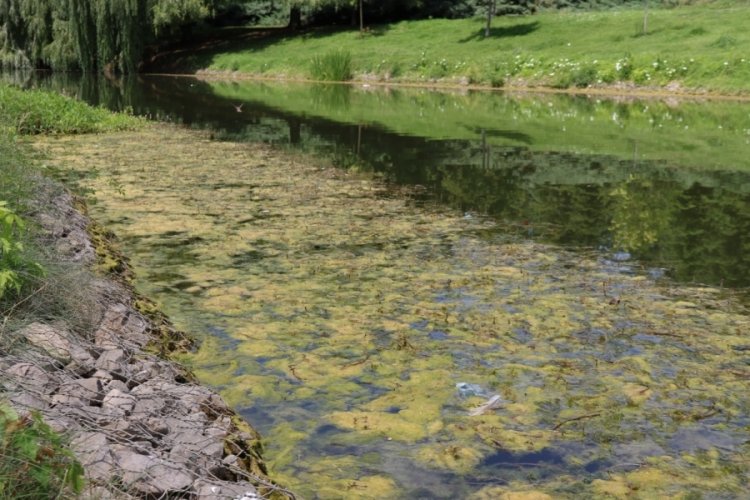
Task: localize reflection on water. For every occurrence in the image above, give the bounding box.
[9,71,750,288]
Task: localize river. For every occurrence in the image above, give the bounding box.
[16,73,750,498]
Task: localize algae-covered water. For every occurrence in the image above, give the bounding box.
[26,76,750,498]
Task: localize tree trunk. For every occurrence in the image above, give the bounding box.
[288,5,301,30]
[484,0,496,38]
[359,0,364,33]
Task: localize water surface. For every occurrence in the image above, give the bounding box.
[22,74,750,498]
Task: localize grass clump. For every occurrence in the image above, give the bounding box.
[0,83,143,135]
[310,50,353,81]
[0,406,84,498]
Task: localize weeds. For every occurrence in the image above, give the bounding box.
[310,50,353,82]
[0,406,85,498]
[0,83,142,135]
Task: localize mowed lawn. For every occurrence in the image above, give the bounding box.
[202,2,750,93]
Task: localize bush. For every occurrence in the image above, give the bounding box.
[0,406,84,498]
[310,50,354,81]
[0,201,45,300]
[555,65,599,88]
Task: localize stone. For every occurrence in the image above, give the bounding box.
[103,389,136,414]
[52,393,87,407]
[96,348,127,372]
[70,432,116,482]
[5,362,55,391]
[58,378,104,404]
[9,392,49,411]
[105,379,130,393]
[96,303,149,348]
[22,323,74,362]
[112,447,193,495]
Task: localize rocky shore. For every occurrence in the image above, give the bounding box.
[0,189,293,499]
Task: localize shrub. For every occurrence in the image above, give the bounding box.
[0,201,45,300]
[0,406,85,498]
[310,50,354,81]
[555,65,599,88]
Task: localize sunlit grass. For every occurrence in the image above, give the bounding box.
[205,3,750,93]
[0,83,144,135]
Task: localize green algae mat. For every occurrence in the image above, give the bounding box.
[34,127,750,499]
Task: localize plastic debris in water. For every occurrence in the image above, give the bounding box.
[456,382,487,397]
[612,251,632,262]
[468,395,504,416]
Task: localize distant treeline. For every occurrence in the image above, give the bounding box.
[0,0,701,73]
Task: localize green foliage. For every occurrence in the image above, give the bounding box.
[0,201,44,300]
[153,0,213,36]
[310,50,353,81]
[0,406,85,498]
[0,83,143,134]
[0,0,218,72]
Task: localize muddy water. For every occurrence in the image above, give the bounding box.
[35,121,750,499]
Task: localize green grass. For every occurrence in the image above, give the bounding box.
[0,83,144,135]
[202,3,750,93]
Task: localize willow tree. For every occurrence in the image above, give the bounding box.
[0,0,71,68]
[2,0,217,72]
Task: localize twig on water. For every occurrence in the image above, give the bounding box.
[553,412,601,431]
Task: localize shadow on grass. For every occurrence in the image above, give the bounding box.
[459,21,539,43]
[143,24,389,74]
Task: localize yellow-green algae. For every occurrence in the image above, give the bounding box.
[33,126,750,498]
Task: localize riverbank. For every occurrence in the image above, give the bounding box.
[146,2,750,96]
[0,85,292,498]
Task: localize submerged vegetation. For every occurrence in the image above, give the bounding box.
[35,125,750,498]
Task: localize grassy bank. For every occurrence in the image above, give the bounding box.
[193,2,750,94]
[0,83,142,498]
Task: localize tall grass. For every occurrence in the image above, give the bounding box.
[0,83,143,134]
[310,50,353,81]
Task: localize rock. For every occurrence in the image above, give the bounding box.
[96,348,128,372]
[113,447,193,495]
[52,393,87,408]
[5,362,55,392]
[9,392,49,411]
[102,389,136,414]
[105,379,130,393]
[96,303,149,348]
[22,323,74,362]
[58,378,104,405]
[70,432,116,482]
